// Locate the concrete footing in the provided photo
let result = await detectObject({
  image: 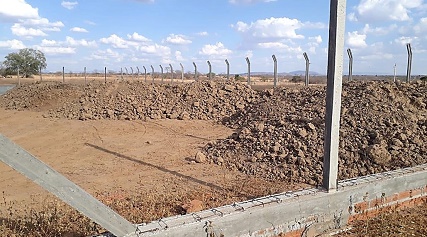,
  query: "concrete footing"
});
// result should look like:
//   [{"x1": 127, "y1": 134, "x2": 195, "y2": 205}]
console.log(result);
[{"x1": 127, "y1": 164, "x2": 427, "y2": 237}]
